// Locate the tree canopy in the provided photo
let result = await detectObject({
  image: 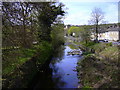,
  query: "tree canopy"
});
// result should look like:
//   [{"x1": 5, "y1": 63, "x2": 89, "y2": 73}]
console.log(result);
[
  {"x1": 68, "y1": 26, "x2": 84, "y2": 37},
  {"x1": 2, "y1": 2, "x2": 66, "y2": 48}
]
